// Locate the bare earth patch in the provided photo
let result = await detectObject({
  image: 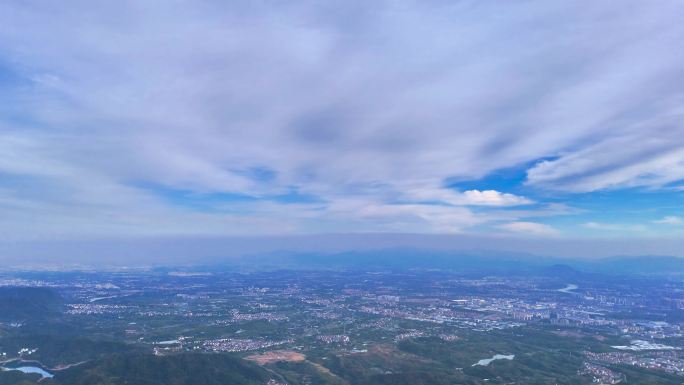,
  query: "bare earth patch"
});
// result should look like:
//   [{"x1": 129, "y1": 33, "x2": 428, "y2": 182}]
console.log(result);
[
  {"x1": 552, "y1": 330, "x2": 584, "y2": 338},
  {"x1": 245, "y1": 350, "x2": 306, "y2": 365}
]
